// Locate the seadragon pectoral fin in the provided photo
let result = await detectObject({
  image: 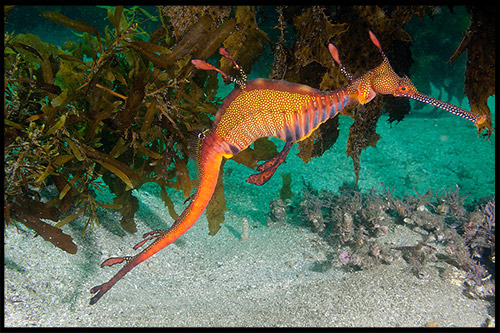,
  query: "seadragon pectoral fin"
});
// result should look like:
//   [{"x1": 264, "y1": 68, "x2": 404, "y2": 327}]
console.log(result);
[{"x1": 246, "y1": 141, "x2": 293, "y2": 186}]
